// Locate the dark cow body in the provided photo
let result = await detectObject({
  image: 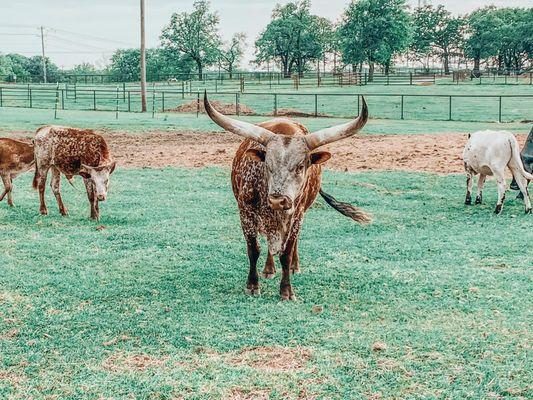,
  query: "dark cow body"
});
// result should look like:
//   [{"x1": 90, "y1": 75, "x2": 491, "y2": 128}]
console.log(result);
[
  {"x1": 205, "y1": 93, "x2": 370, "y2": 300},
  {"x1": 511, "y1": 126, "x2": 533, "y2": 197},
  {"x1": 0, "y1": 138, "x2": 35, "y2": 207},
  {"x1": 33, "y1": 126, "x2": 116, "y2": 219}
]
